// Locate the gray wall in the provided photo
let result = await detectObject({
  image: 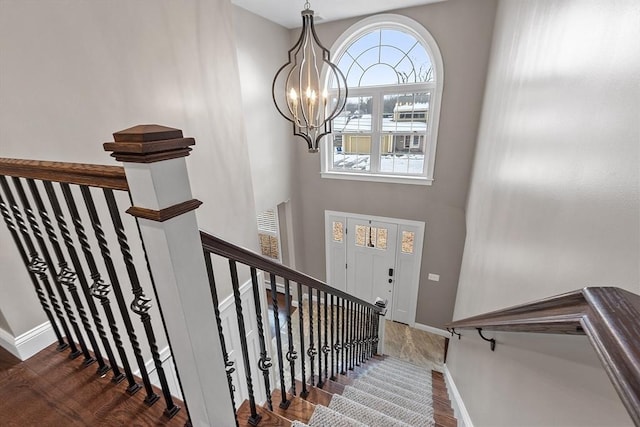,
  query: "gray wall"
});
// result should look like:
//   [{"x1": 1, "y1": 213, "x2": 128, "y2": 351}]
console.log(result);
[
  {"x1": 0, "y1": 0, "x2": 257, "y2": 336},
  {"x1": 233, "y1": 6, "x2": 294, "y2": 215},
  {"x1": 447, "y1": 0, "x2": 639, "y2": 425},
  {"x1": 290, "y1": 0, "x2": 497, "y2": 328}
]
